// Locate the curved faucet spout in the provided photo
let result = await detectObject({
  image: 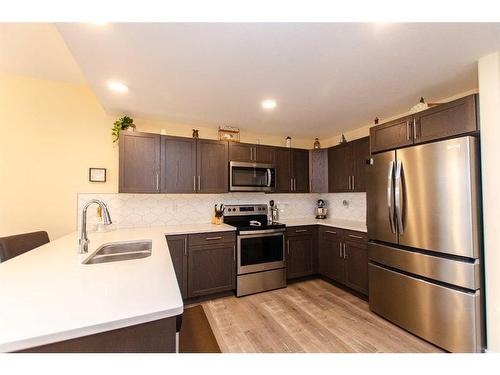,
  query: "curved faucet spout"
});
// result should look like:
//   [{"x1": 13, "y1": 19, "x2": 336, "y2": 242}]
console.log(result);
[{"x1": 79, "y1": 199, "x2": 112, "y2": 254}]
